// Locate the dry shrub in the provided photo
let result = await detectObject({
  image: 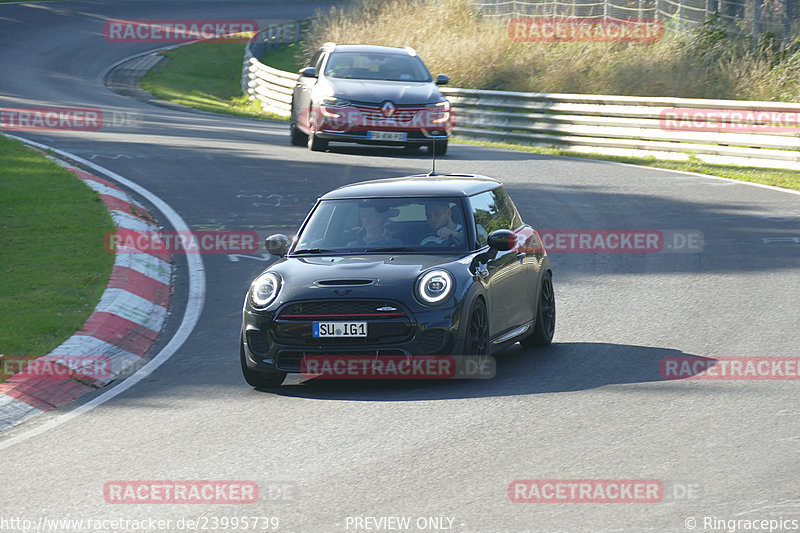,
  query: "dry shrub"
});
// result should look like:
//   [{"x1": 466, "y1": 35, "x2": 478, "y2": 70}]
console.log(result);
[
  {"x1": 305, "y1": 0, "x2": 512, "y2": 89},
  {"x1": 306, "y1": 0, "x2": 800, "y2": 100}
]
